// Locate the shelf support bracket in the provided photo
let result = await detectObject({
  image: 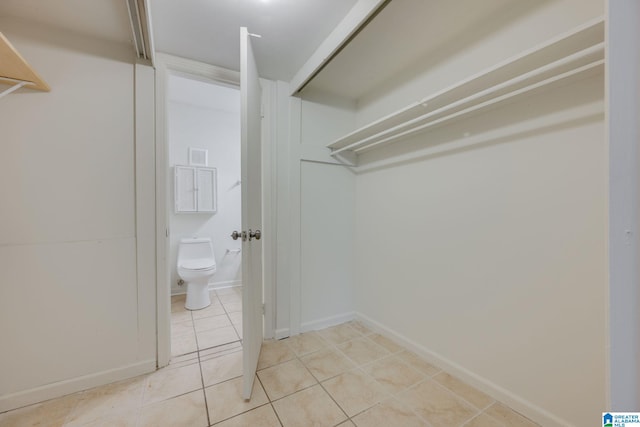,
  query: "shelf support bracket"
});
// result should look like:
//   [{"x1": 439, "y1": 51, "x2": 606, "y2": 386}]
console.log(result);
[
  {"x1": 0, "y1": 81, "x2": 29, "y2": 99},
  {"x1": 330, "y1": 149, "x2": 358, "y2": 167}
]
